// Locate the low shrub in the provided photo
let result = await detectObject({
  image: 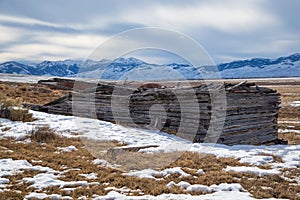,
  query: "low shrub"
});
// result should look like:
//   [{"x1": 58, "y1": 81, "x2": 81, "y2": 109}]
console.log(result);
[
  {"x1": 0, "y1": 96, "x2": 35, "y2": 122},
  {"x1": 30, "y1": 125, "x2": 60, "y2": 143}
]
